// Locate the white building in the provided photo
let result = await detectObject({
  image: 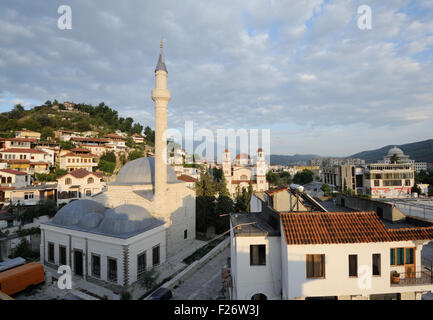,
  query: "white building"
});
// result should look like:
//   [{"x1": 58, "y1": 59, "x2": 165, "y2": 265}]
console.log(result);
[
  {"x1": 229, "y1": 208, "x2": 433, "y2": 300},
  {"x1": 57, "y1": 169, "x2": 106, "y2": 205},
  {"x1": 222, "y1": 148, "x2": 268, "y2": 195}
]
